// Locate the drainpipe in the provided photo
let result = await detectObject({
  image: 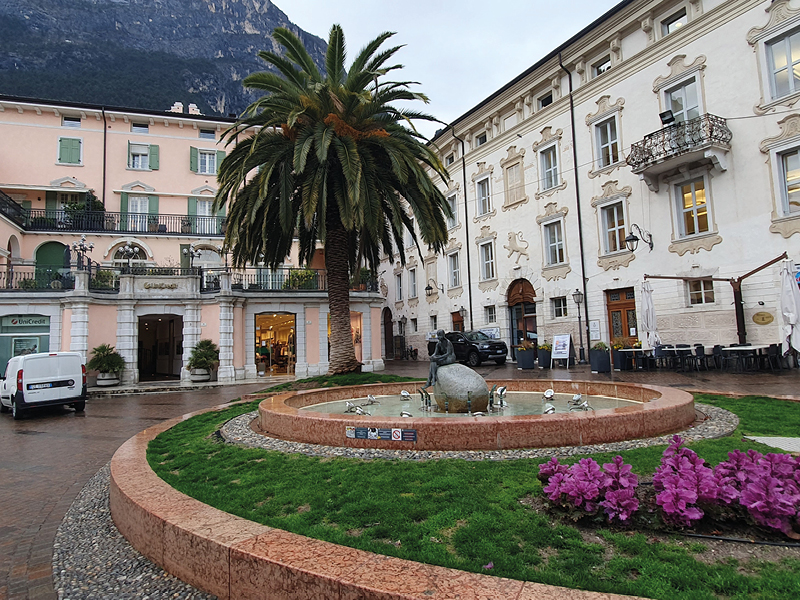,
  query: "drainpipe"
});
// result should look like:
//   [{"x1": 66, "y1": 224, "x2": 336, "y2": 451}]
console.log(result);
[
  {"x1": 450, "y1": 127, "x2": 474, "y2": 331},
  {"x1": 101, "y1": 107, "x2": 107, "y2": 206},
  {"x1": 558, "y1": 53, "x2": 590, "y2": 360}
]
